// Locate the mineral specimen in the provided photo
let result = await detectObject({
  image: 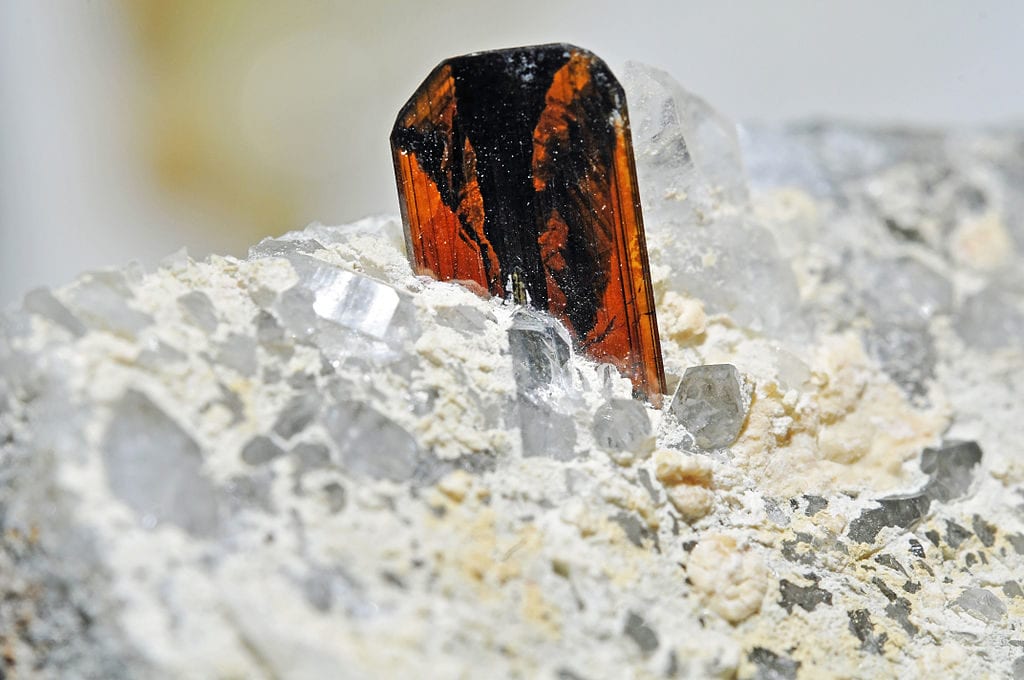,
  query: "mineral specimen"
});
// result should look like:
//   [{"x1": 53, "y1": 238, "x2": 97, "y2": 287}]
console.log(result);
[
  {"x1": 667, "y1": 364, "x2": 750, "y2": 450},
  {"x1": 2, "y1": 60, "x2": 1024, "y2": 680},
  {"x1": 391, "y1": 44, "x2": 665, "y2": 402}
]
